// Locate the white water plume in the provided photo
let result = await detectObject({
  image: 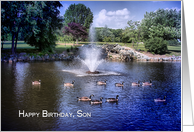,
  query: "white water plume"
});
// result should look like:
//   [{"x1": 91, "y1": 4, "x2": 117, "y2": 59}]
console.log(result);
[
  {"x1": 78, "y1": 45, "x2": 104, "y2": 72},
  {"x1": 89, "y1": 24, "x2": 96, "y2": 43},
  {"x1": 77, "y1": 24, "x2": 104, "y2": 72}
]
